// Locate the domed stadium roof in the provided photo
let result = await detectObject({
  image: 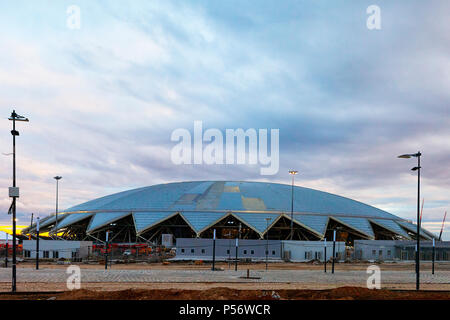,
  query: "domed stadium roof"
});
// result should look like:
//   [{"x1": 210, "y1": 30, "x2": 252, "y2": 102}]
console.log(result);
[{"x1": 25, "y1": 181, "x2": 436, "y2": 240}]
